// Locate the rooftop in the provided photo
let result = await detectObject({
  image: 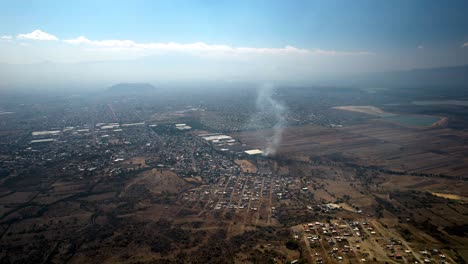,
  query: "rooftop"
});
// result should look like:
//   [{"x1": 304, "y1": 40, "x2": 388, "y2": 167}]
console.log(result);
[{"x1": 244, "y1": 149, "x2": 263, "y2": 155}]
